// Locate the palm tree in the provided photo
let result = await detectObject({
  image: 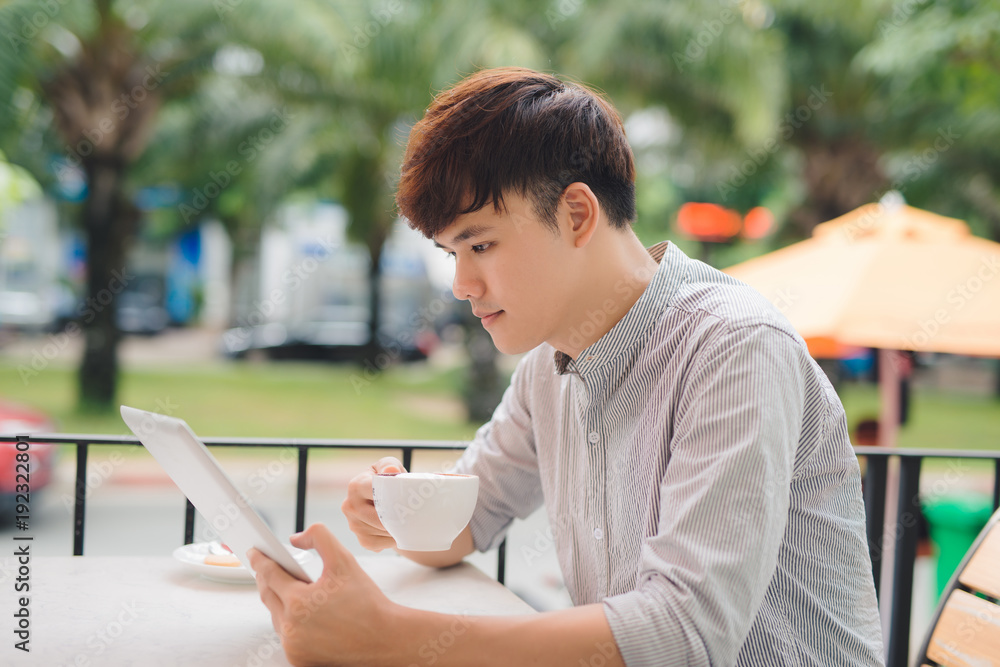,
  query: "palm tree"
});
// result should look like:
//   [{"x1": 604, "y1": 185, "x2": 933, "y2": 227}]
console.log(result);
[{"x1": 0, "y1": 0, "x2": 221, "y2": 410}]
